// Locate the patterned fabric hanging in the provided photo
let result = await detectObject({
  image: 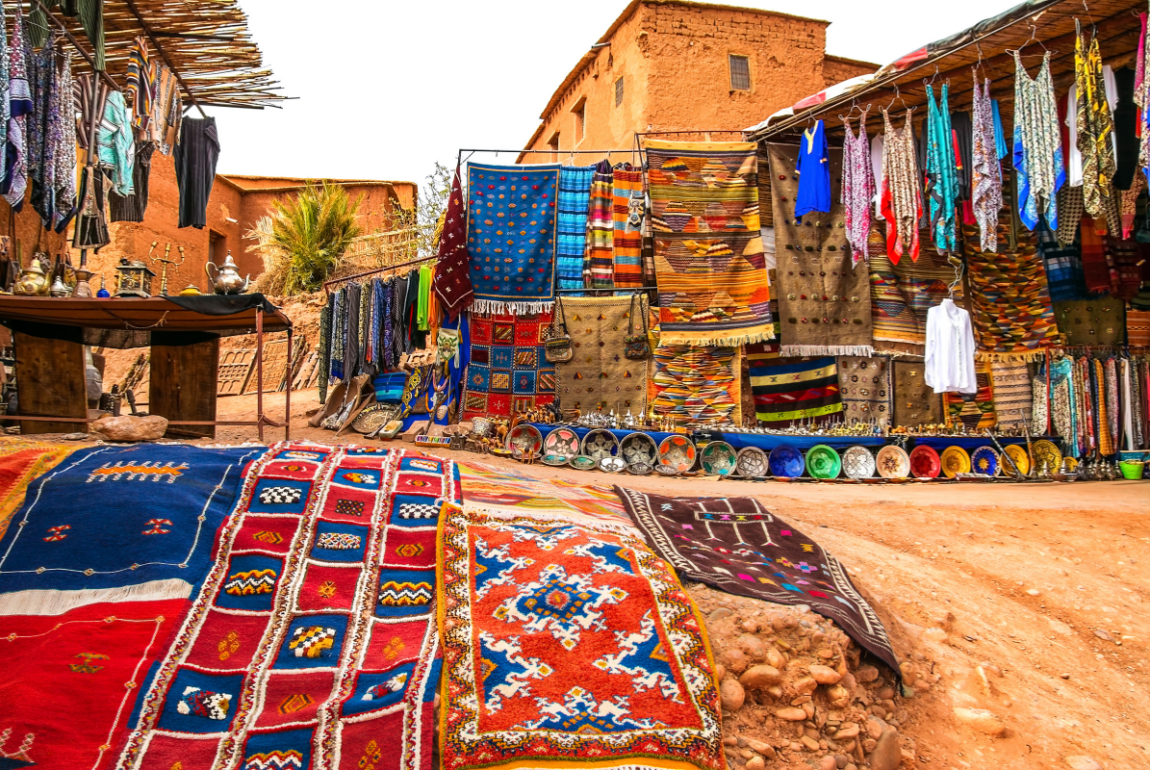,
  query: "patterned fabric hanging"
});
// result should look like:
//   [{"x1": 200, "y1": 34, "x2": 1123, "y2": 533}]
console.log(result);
[
  {"x1": 433, "y1": 166, "x2": 475, "y2": 321},
  {"x1": 971, "y1": 77, "x2": 1002, "y2": 252},
  {"x1": 842, "y1": 114, "x2": 875, "y2": 265},
  {"x1": 611, "y1": 165, "x2": 644, "y2": 288},
  {"x1": 1074, "y1": 22, "x2": 1121, "y2": 234},
  {"x1": 583, "y1": 160, "x2": 615, "y2": 289},
  {"x1": 1012, "y1": 50, "x2": 1065, "y2": 231},
  {"x1": 925, "y1": 83, "x2": 958, "y2": 253},
  {"x1": 879, "y1": 108, "x2": 922, "y2": 263}
]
